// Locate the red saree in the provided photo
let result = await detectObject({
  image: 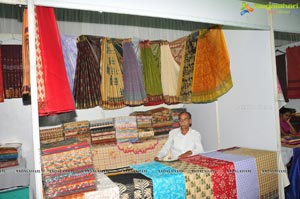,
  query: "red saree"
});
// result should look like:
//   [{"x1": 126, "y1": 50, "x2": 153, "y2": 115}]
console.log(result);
[
  {"x1": 0, "y1": 47, "x2": 3, "y2": 102},
  {"x1": 35, "y1": 6, "x2": 75, "y2": 116}
]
